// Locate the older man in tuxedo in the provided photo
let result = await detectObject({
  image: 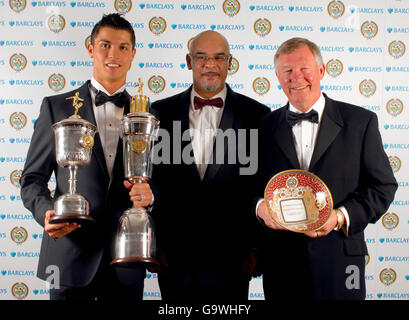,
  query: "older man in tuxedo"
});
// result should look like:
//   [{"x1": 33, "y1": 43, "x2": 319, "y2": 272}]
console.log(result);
[
  {"x1": 136, "y1": 30, "x2": 270, "y2": 300},
  {"x1": 20, "y1": 13, "x2": 148, "y2": 300},
  {"x1": 255, "y1": 37, "x2": 397, "y2": 300}
]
